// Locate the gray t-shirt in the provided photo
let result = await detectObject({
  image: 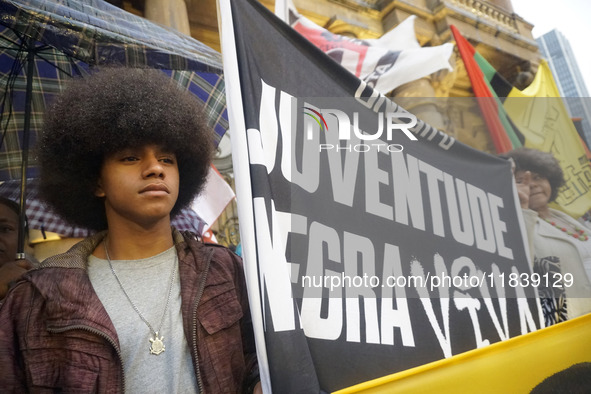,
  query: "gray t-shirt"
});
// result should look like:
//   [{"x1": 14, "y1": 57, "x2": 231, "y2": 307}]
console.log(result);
[{"x1": 88, "y1": 247, "x2": 198, "y2": 393}]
